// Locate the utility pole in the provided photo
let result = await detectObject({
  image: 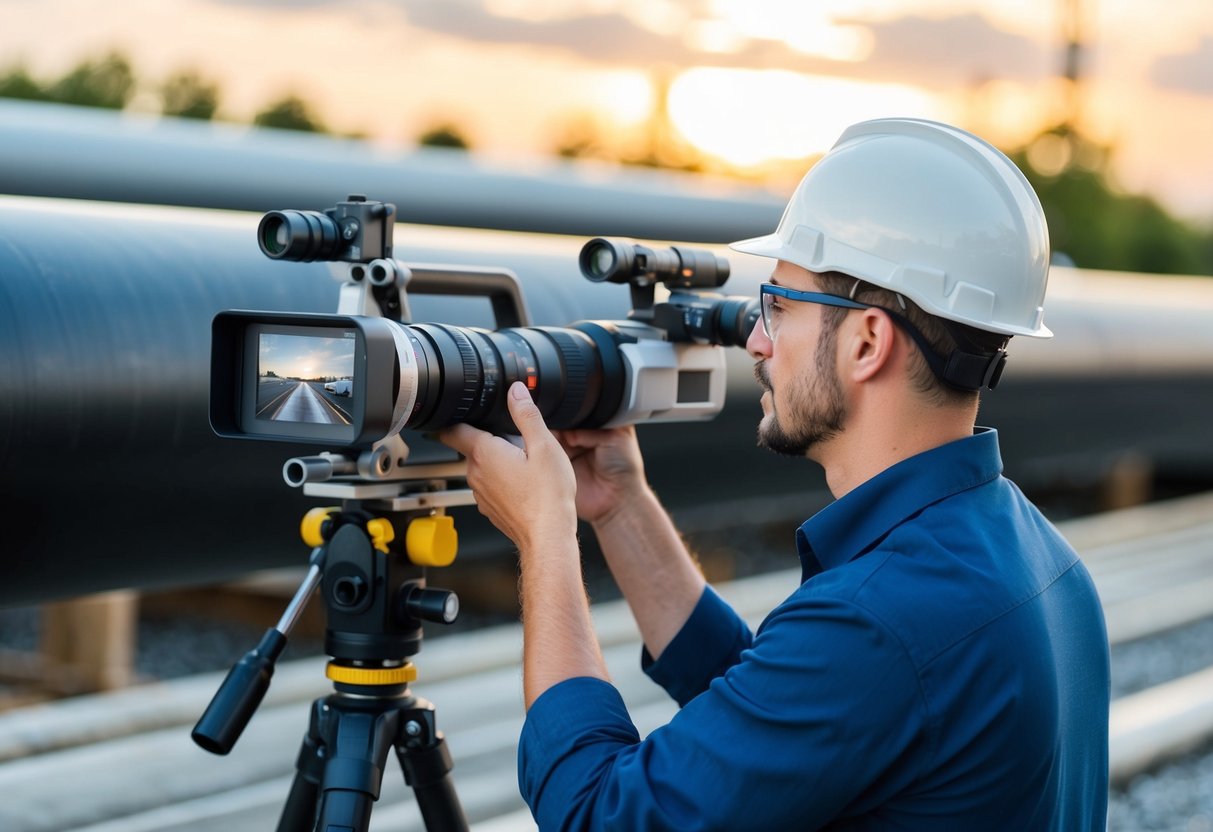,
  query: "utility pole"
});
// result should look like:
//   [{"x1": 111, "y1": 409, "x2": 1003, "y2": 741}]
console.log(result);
[{"x1": 1060, "y1": 0, "x2": 1087, "y2": 132}]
